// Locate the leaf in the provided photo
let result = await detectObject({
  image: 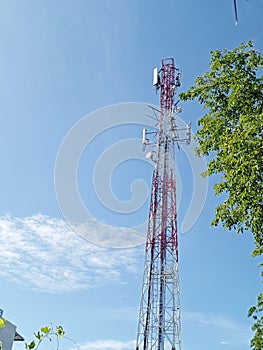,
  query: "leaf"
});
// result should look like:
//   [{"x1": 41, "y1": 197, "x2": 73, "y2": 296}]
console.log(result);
[
  {"x1": 248, "y1": 306, "x2": 257, "y2": 317},
  {"x1": 40, "y1": 327, "x2": 50, "y2": 334},
  {"x1": 27, "y1": 341, "x2": 36, "y2": 350},
  {"x1": 0, "y1": 318, "x2": 6, "y2": 328},
  {"x1": 34, "y1": 331, "x2": 42, "y2": 340},
  {"x1": 56, "y1": 325, "x2": 65, "y2": 339}
]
